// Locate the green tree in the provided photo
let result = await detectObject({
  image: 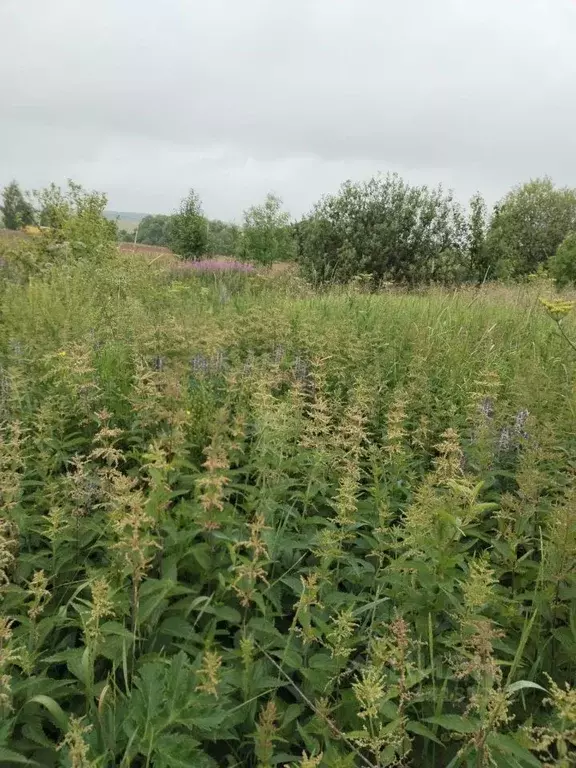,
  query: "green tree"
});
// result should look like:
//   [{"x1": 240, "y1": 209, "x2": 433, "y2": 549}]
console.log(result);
[
  {"x1": 34, "y1": 180, "x2": 117, "y2": 261},
  {"x1": 485, "y1": 178, "x2": 576, "y2": 278},
  {"x1": 0, "y1": 180, "x2": 35, "y2": 229},
  {"x1": 117, "y1": 227, "x2": 134, "y2": 242},
  {"x1": 467, "y1": 192, "x2": 489, "y2": 281},
  {"x1": 170, "y1": 189, "x2": 207, "y2": 259},
  {"x1": 547, "y1": 231, "x2": 576, "y2": 288},
  {"x1": 207, "y1": 219, "x2": 239, "y2": 256},
  {"x1": 137, "y1": 214, "x2": 173, "y2": 247},
  {"x1": 238, "y1": 193, "x2": 295, "y2": 265},
  {"x1": 298, "y1": 173, "x2": 467, "y2": 285}
]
